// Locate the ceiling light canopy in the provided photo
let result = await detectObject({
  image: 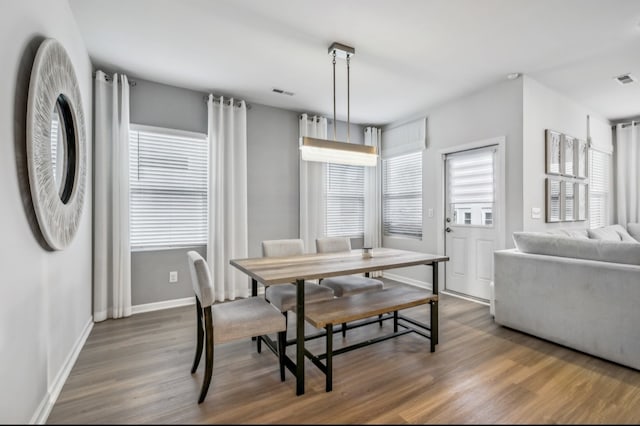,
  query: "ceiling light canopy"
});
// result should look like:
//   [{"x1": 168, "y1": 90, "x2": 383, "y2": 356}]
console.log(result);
[{"x1": 299, "y1": 42, "x2": 378, "y2": 167}]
